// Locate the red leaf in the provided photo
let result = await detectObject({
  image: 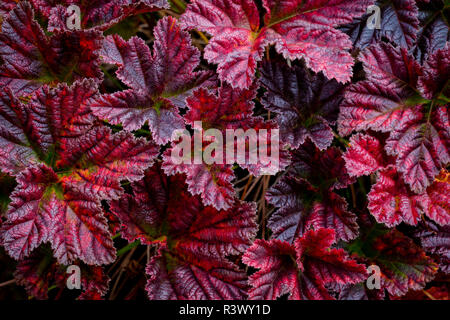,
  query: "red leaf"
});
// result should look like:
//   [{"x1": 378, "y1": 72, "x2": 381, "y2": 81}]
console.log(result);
[
  {"x1": 341, "y1": 0, "x2": 420, "y2": 50},
  {"x1": 0, "y1": 81, "x2": 158, "y2": 265},
  {"x1": 418, "y1": 44, "x2": 450, "y2": 100},
  {"x1": 267, "y1": 142, "x2": 358, "y2": 242},
  {"x1": 14, "y1": 249, "x2": 66, "y2": 300},
  {"x1": 0, "y1": 88, "x2": 38, "y2": 175},
  {"x1": 162, "y1": 146, "x2": 236, "y2": 211},
  {"x1": 339, "y1": 42, "x2": 449, "y2": 194},
  {"x1": 369, "y1": 166, "x2": 450, "y2": 227},
  {"x1": 351, "y1": 227, "x2": 438, "y2": 296},
  {"x1": 385, "y1": 105, "x2": 449, "y2": 193},
  {"x1": 0, "y1": 2, "x2": 103, "y2": 96},
  {"x1": 89, "y1": 17, "x2": 215, "y2": 144},
  {"x1": 343, "y1": 133, "x2": 392, "y2": 177},
  {"x1": 338, "y1": 43, "x2": 421, "y2": 136},
  {"x1": 162, "y1": 84, "x2": 287, "y2": 209},
  {"x1": 45, "y1": 0, "x2": 169, "y2": 31},
  {"x1": 414, "y1": 220, "x2": 450, "y2": 274},
  {"x1": 290, "y1": 141, "x2": 355, "y2": 190},
  {"x1": 14, "y1": 249, "x2": 110, "y2": 300},
  {"x1": 109, "y1": 164, "x2": 258, "y2": 299},
  {"x1": 243, "y1": 229, "x2": 367, "y2": 300},
  {"x1": 181, "y1": 0, "x2": 373, "y2": 88},
  {"x1": 0, "y1": 0, "x2": 17, "y2": 16}
]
